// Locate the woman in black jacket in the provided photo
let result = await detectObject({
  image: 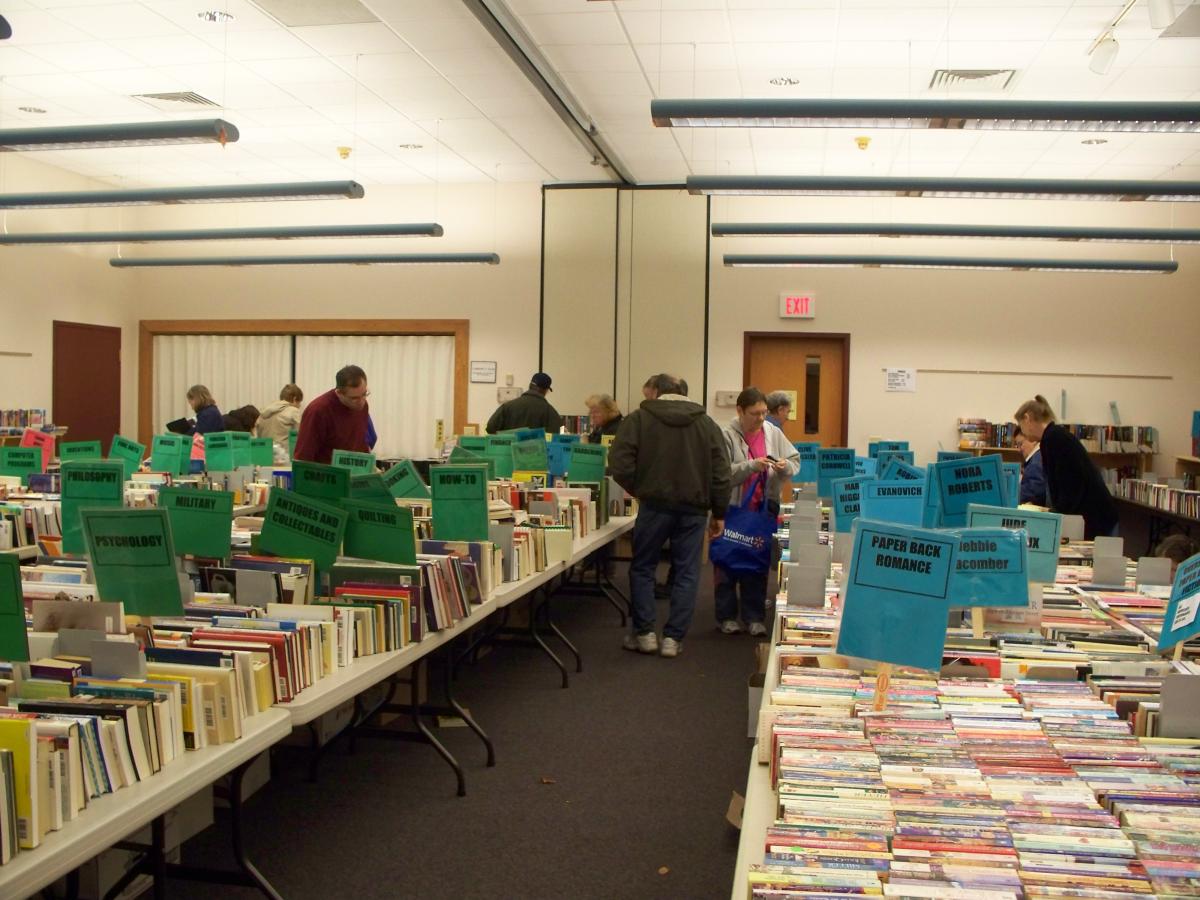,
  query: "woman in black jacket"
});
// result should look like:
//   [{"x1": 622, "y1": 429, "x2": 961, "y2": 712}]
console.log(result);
[
  {"x1": 1014, "y1": 395, "x2": 1118, "y2": 539},
  {"x1": 585, "y1": 393, "x2": 623, "y2": 443}
]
